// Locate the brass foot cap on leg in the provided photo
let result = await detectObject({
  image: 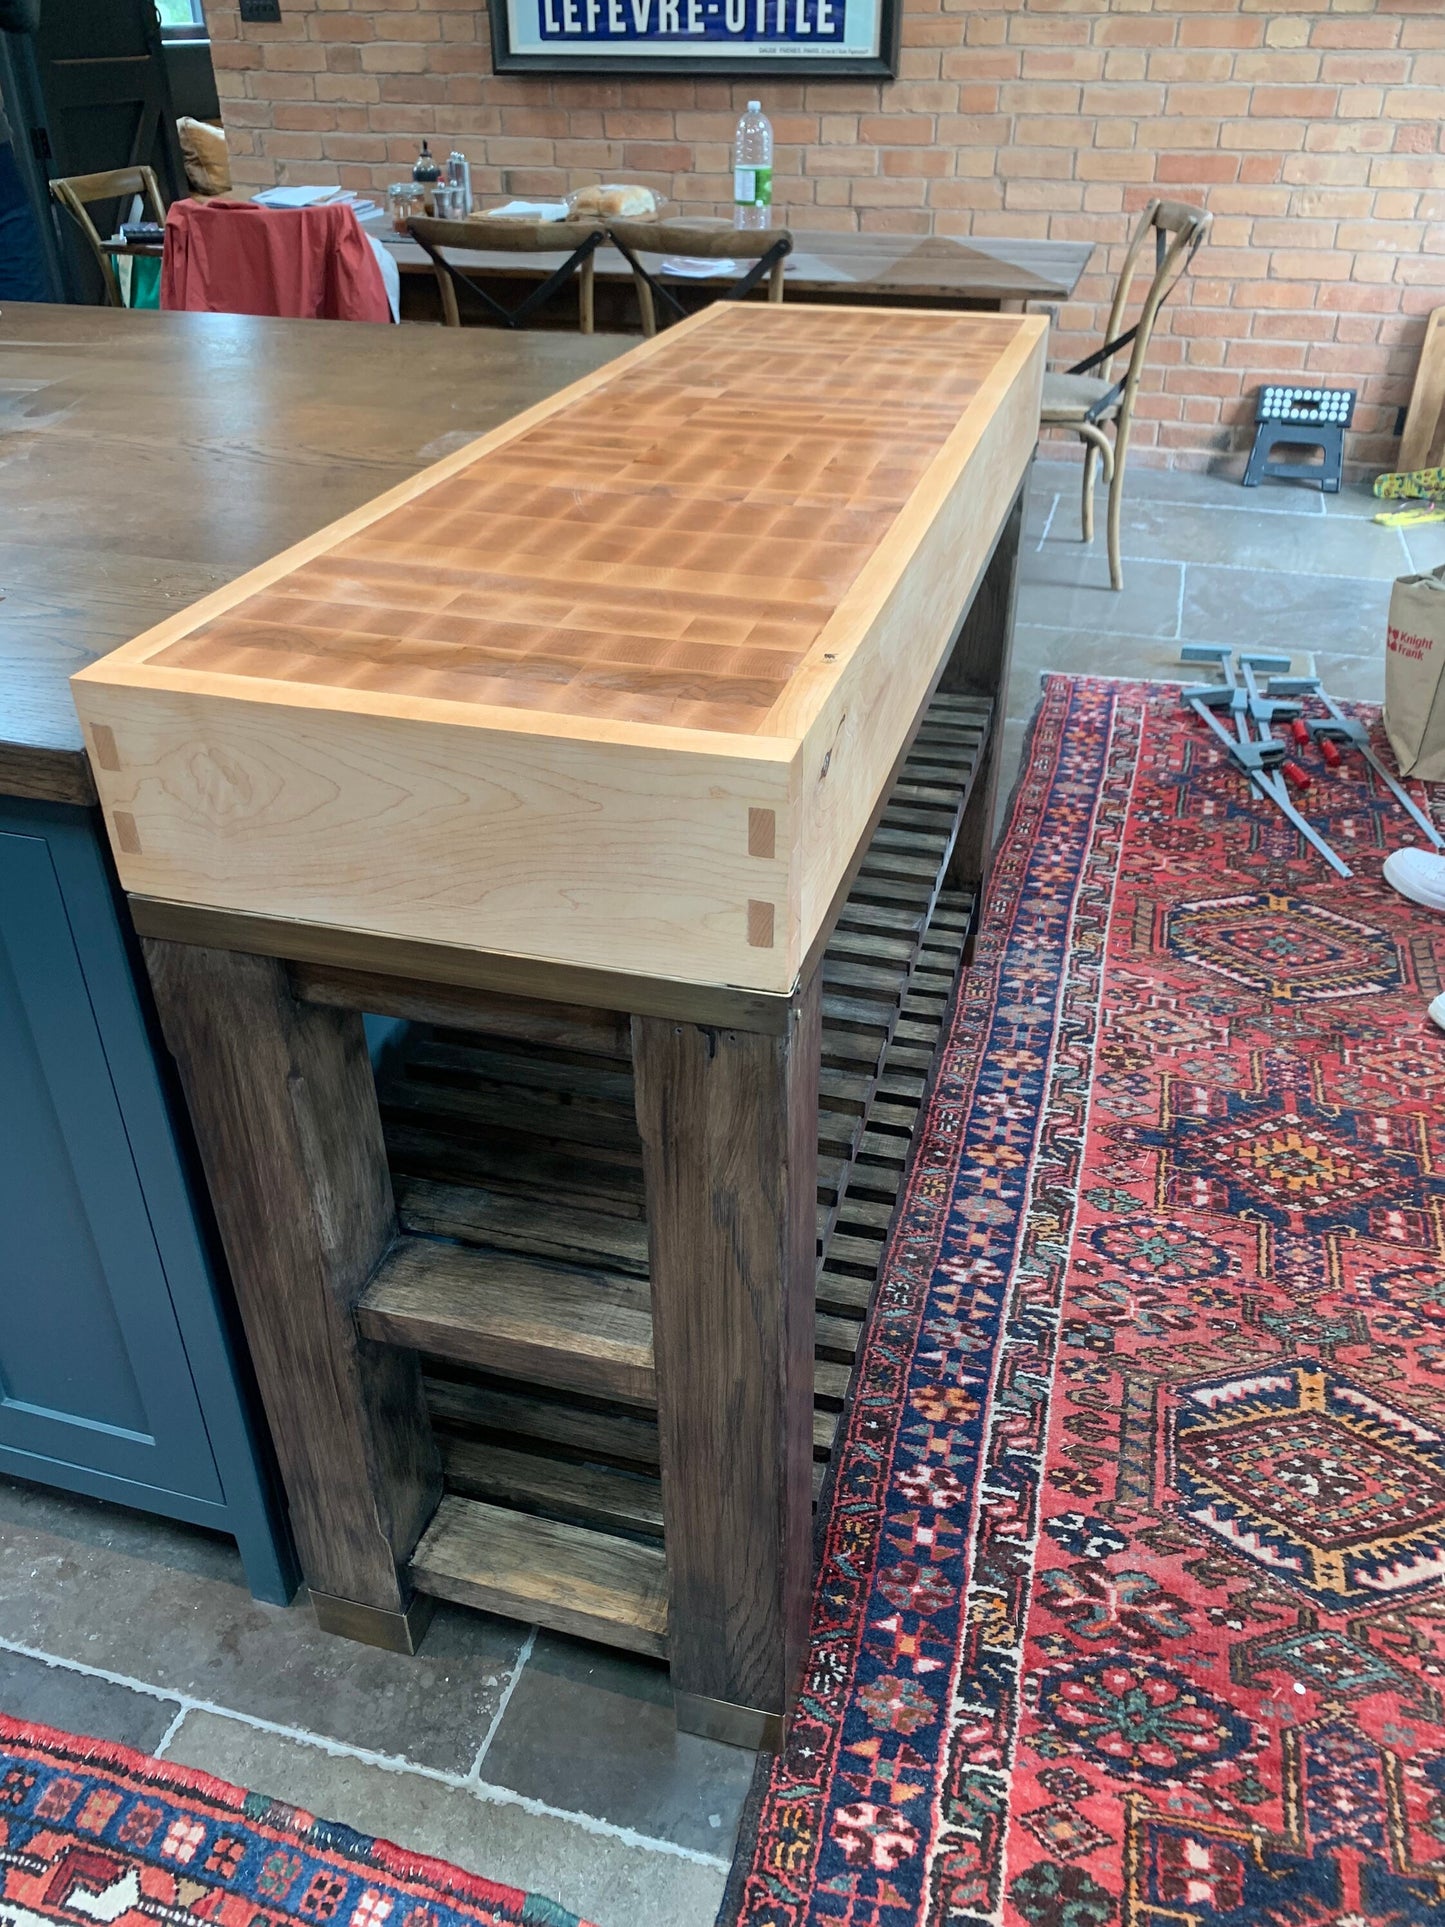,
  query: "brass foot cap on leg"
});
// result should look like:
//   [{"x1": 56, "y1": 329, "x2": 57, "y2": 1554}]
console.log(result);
[
  {"x1": 673, "y1": 1690, "x2": 785, "y2": 1753},
  {"x1": 309, "y1": 1588, "x2": 436, "y2": 1655}
]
